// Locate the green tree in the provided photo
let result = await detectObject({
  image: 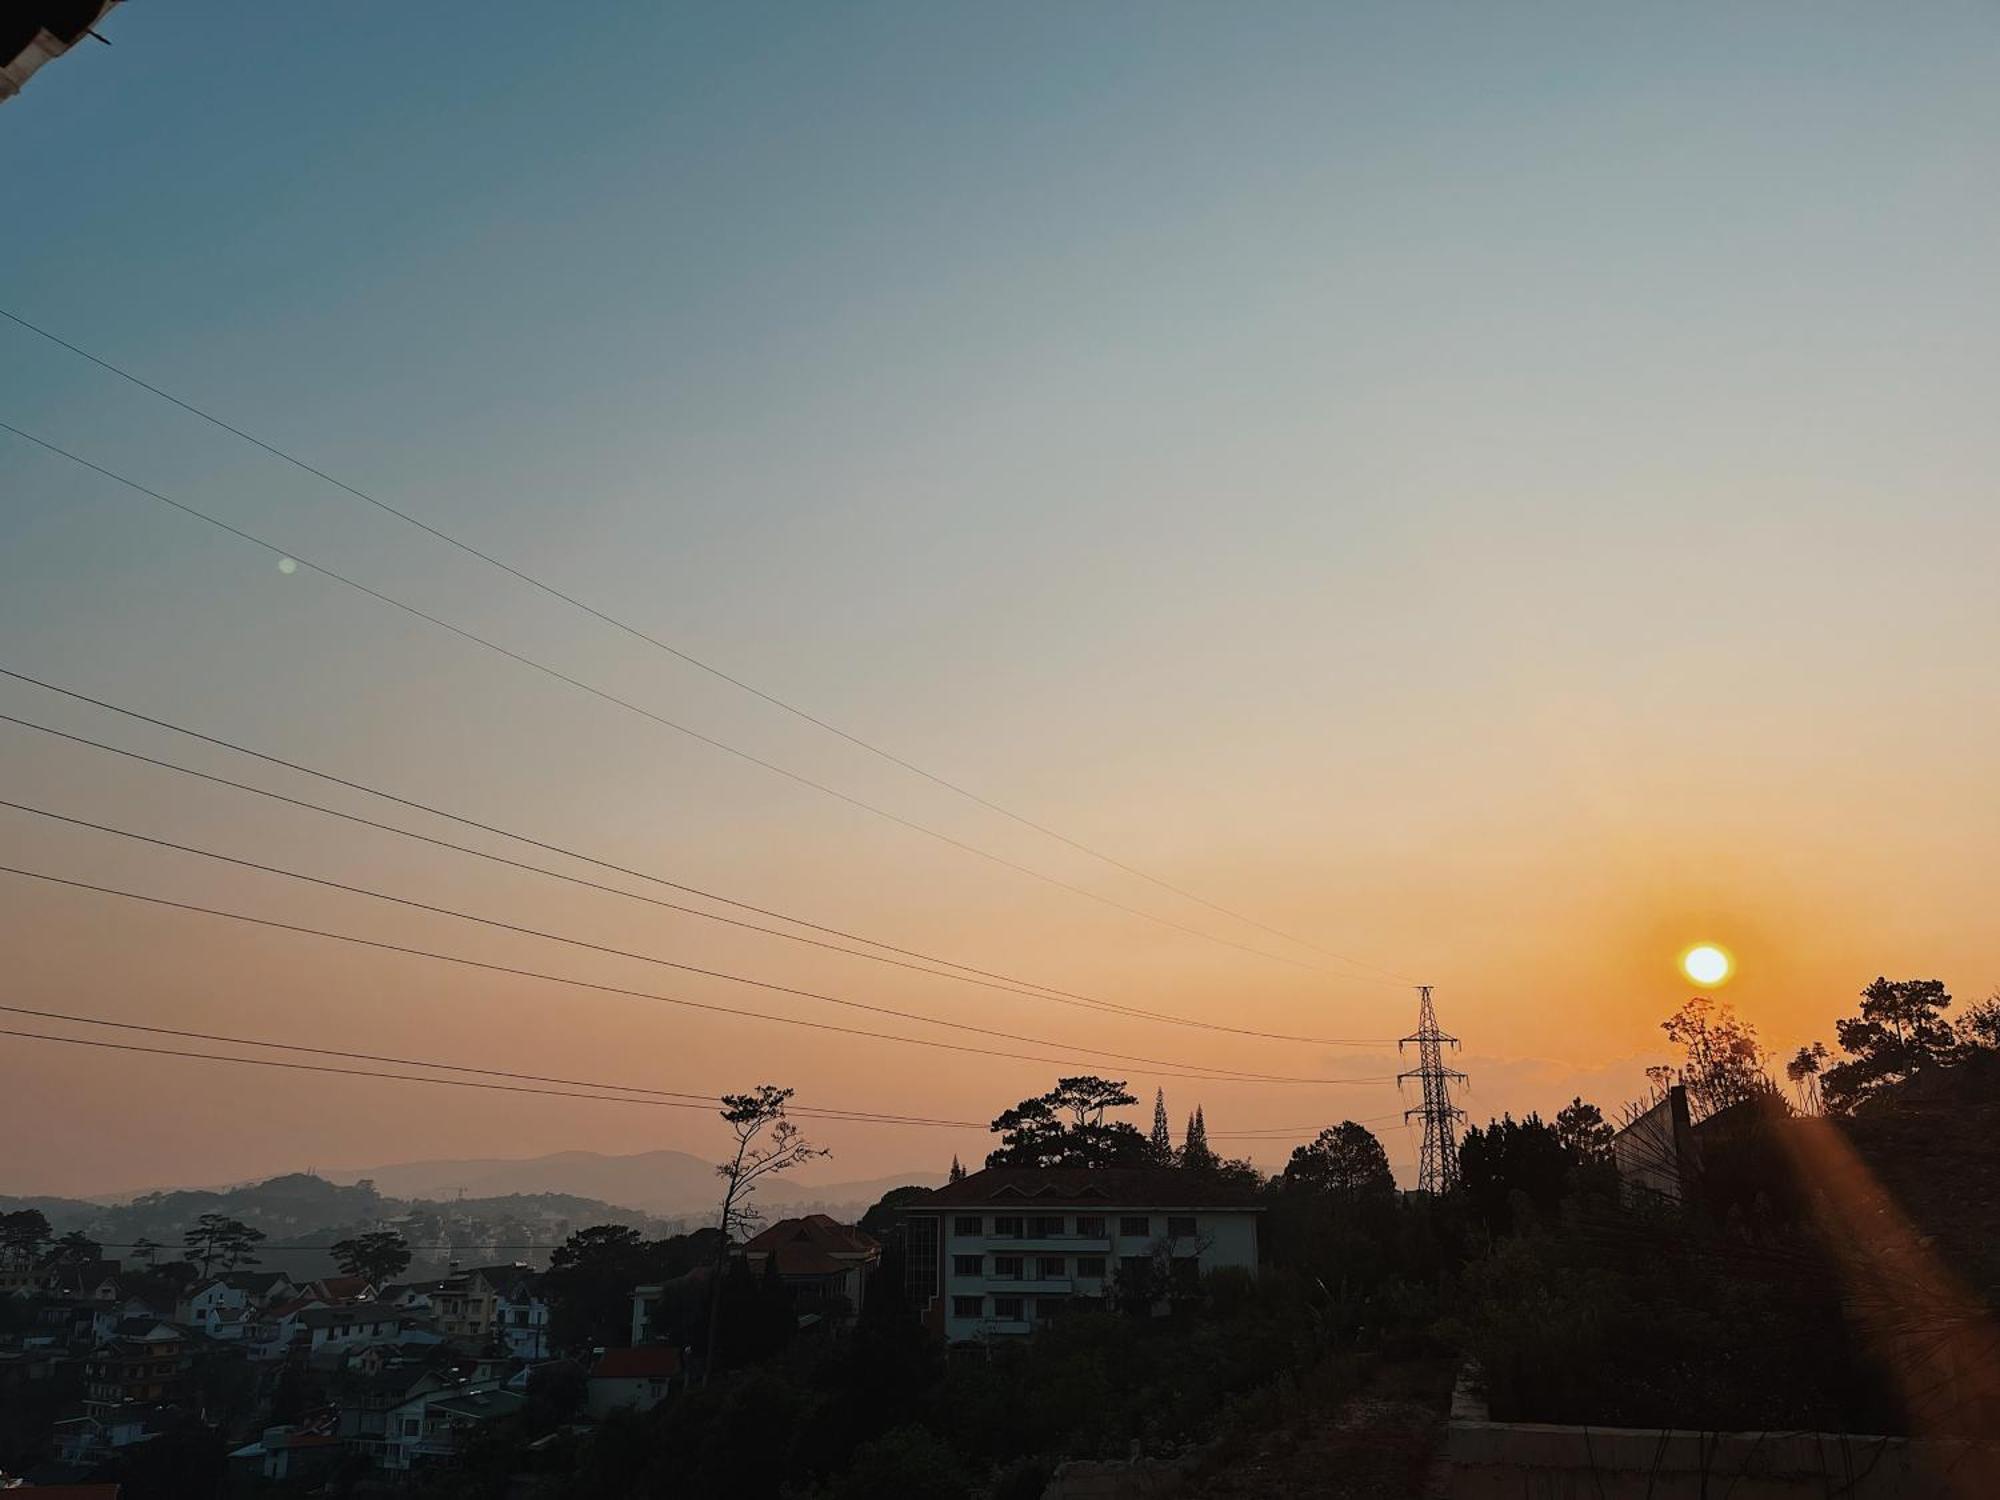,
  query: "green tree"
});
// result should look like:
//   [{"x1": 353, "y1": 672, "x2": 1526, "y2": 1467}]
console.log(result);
[
  {"x1": 1822, "y1": 977, "x2": 1956, "y2": 1112},
  {"x1": 1149, "y1": 1088, "x2": 1173, "y2": 1165},
  {"x1": 1552, "y1": 1097, "x2": 1614, "y2": 1164},
  {"x1": 1281, "y1": 1121, "x2": 1394, "y2": 1201},
  {"x1": 986, "y1": 1076, "x2": 1149, "y2": 1169},
  {"x1": 329, "y1": 1230, "x2": 411, "y2": 1284}
]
